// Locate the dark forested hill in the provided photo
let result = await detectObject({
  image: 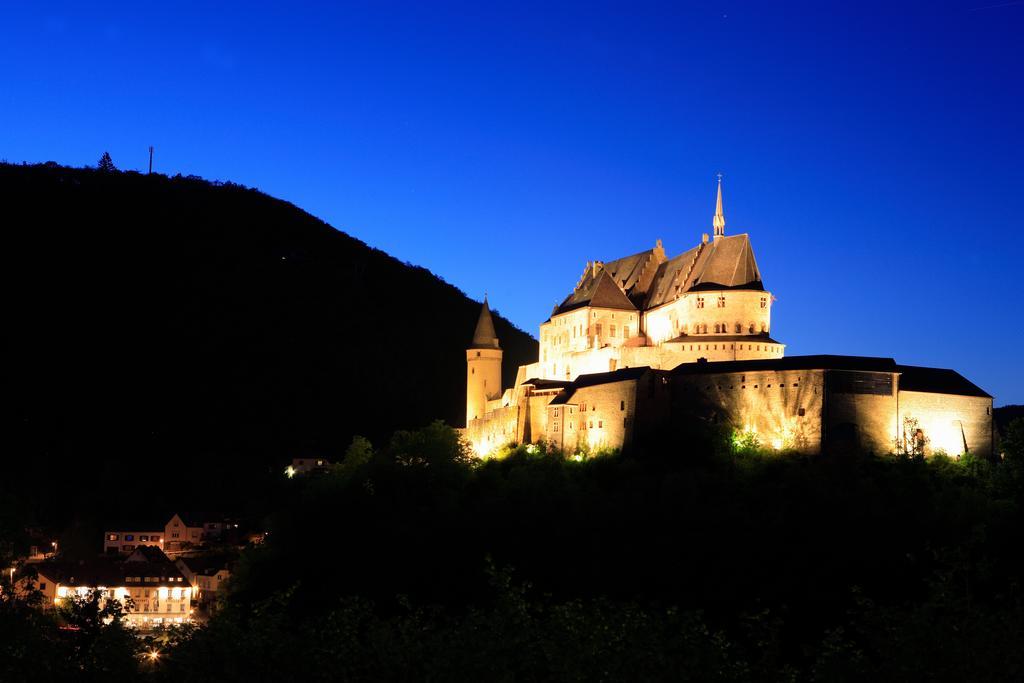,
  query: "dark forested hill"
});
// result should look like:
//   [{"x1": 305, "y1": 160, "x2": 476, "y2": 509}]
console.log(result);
[{"x1": 0, "y1": 162, "x2": 536, "y2": 523}]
